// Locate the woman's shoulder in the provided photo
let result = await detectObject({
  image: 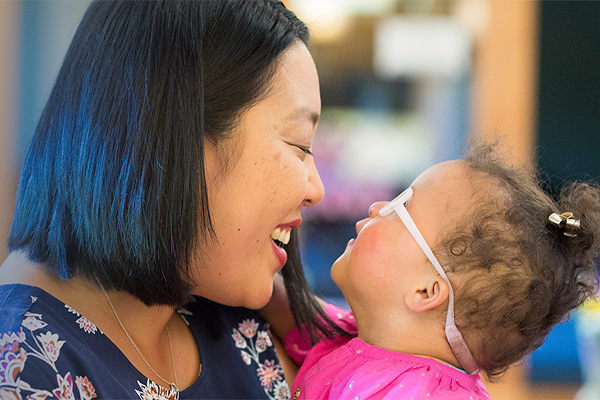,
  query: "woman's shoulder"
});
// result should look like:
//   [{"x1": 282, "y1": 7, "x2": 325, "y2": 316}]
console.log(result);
[
  {"x1": 0, "y1": 283, "x2": 101, "y2": 333},
  {"x1": 0, "y1": 283, "x2": 38, "y2": 326},
  {"x1": 0, "y1": 283, "x2": 111, "y2": 399}
]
